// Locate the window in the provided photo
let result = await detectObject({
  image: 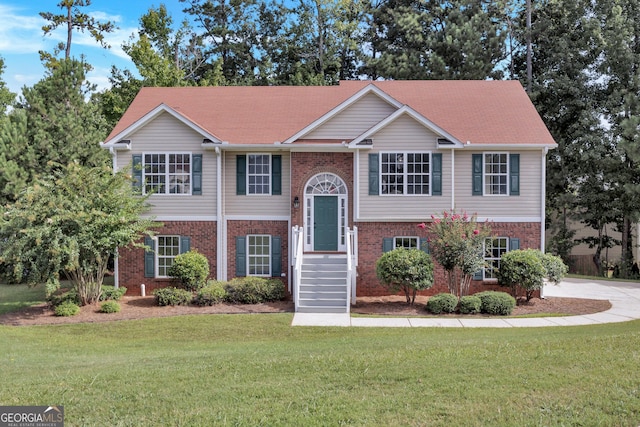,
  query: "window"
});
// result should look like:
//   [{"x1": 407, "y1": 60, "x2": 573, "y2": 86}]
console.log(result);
[
  {"x1": 484, "y1": 153, "x2": 508, "y2": 195},
  {"x1": 143, "y1": 153, "x2": 191, "y2": 195},
  {"x1": 248, "y1": 235, "x2": 271, "y2": 276},
  {"x1": 248, "y1": 154, "x2": 271, "y2": 194},
  {"x1": 381, "y1": 152, "x2": 430, "y2": 195},
  {"x1": 394, "y1": 236, "x2": 418, "y2": 249},
  {"x1": 157, "y1": 236, "x2": 181, "y2": 277},
  {"x1": 484, "y1": 237, "x2": 508, "y2": 280}
]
